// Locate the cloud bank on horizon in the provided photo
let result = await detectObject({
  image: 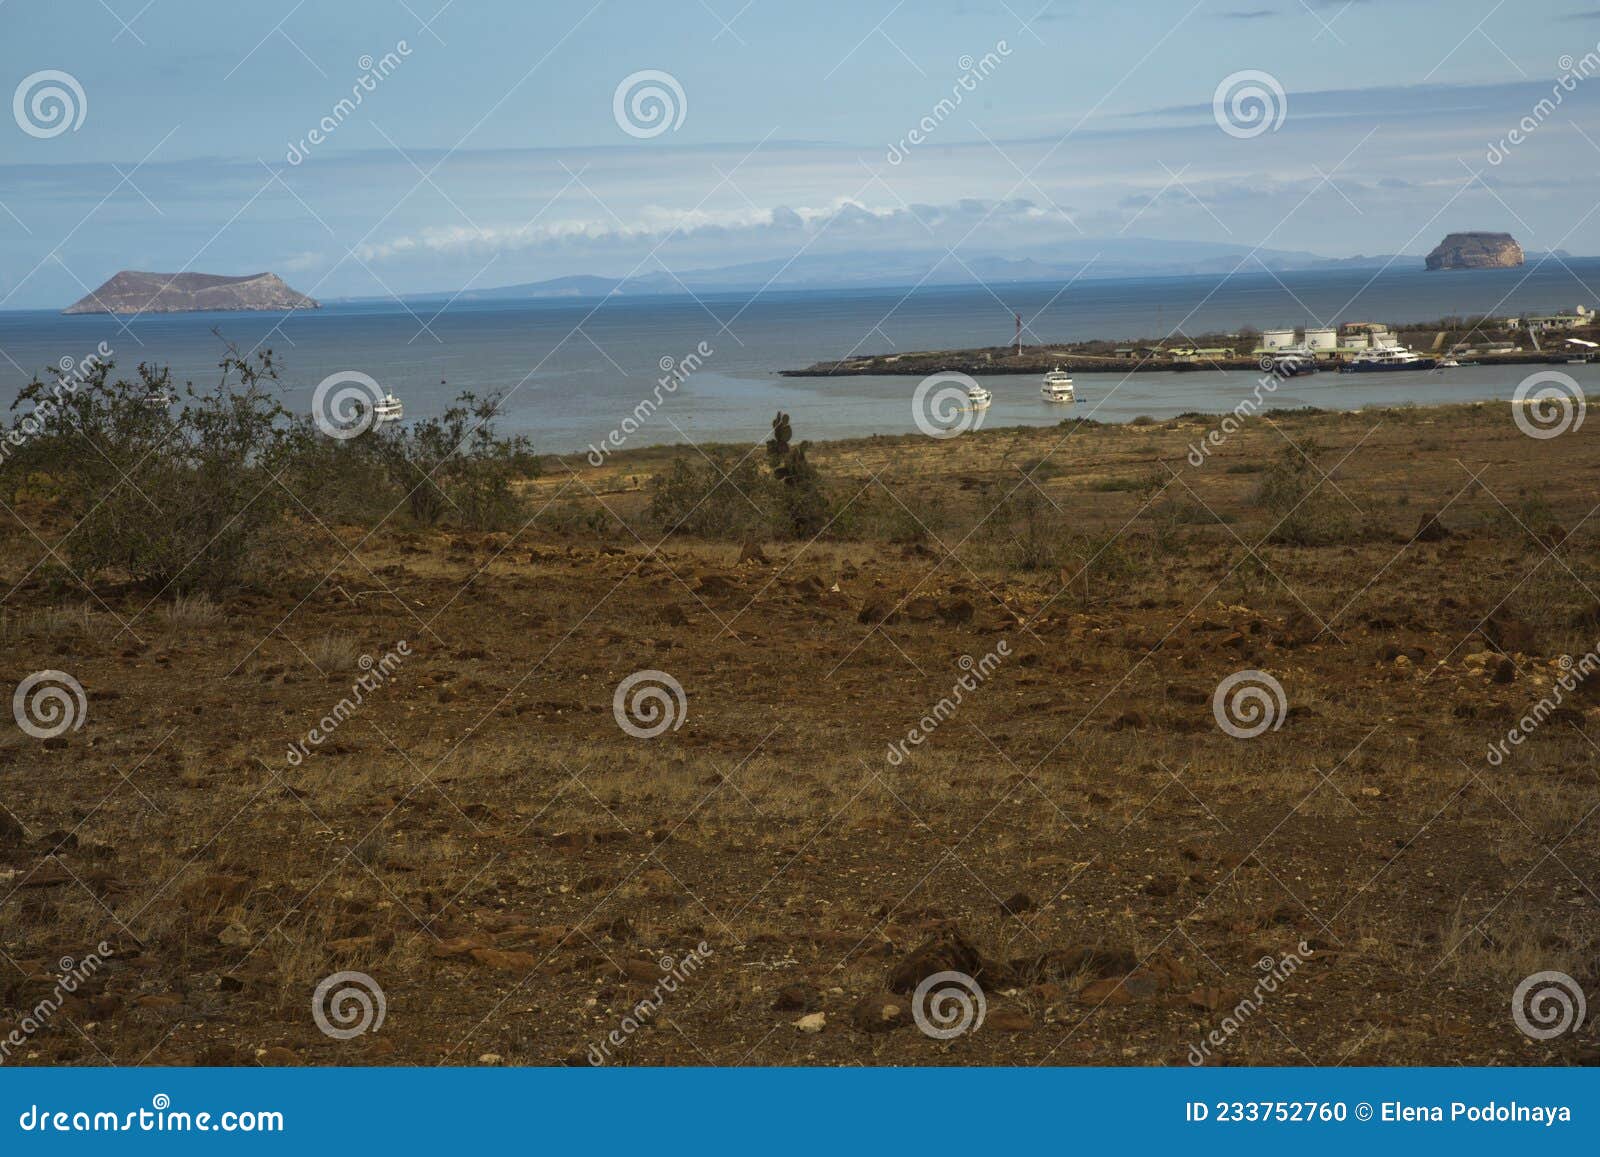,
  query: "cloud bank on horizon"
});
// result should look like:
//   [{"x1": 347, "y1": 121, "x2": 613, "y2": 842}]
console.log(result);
[{"x1": 2, "y1": 0, "x2": 1599, "y2": 308}]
